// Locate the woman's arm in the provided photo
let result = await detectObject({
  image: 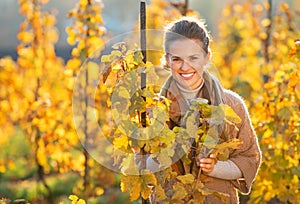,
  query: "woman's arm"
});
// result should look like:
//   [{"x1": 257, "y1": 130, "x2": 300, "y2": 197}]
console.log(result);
[
  {"x1": 197, "y1": 154, "x2": 242, "y2": 180},
  {"x1": 223, "y1": 90, "x2": 262, "y2": 193}
]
